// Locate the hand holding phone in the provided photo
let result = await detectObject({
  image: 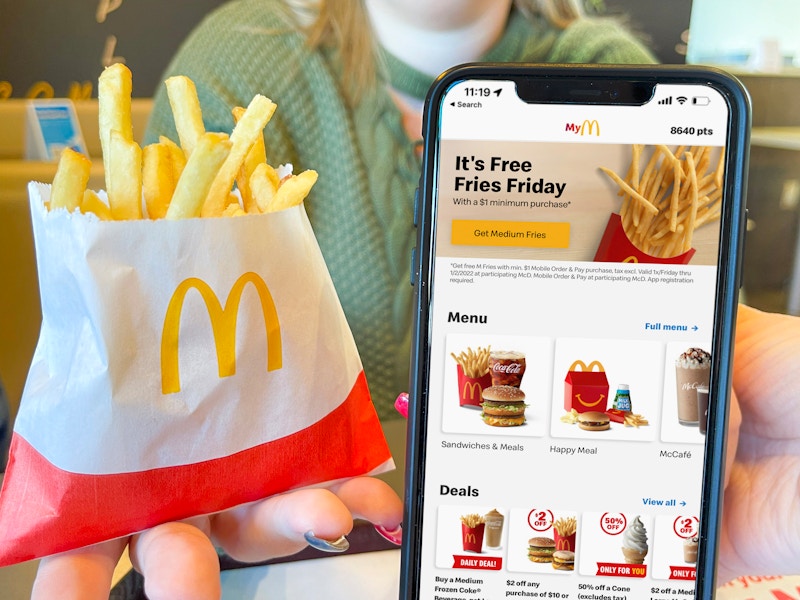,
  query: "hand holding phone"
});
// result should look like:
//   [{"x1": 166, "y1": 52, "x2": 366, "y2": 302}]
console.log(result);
[{"x1": 401, "y1": 64, "x2": 750, "y2": 599}]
